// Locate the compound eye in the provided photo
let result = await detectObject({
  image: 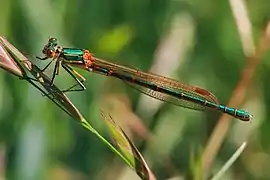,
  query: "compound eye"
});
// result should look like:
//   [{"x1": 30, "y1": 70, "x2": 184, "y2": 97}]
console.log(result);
[
  {"x1": 49, "y1": 37, "x2": 56, "y2": 41},
  {"x1": 49, "y1": 37, "x2": 57, "y2": 45}
]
